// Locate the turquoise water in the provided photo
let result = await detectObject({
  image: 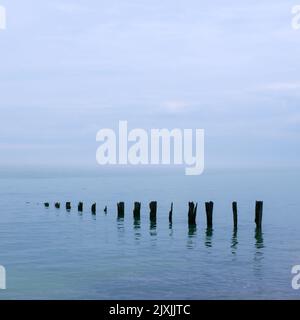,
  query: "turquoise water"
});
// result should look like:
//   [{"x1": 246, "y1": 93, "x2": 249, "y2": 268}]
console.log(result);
[{"x1": 0, "y1": 168, "x2": 300, "y2": 299}]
